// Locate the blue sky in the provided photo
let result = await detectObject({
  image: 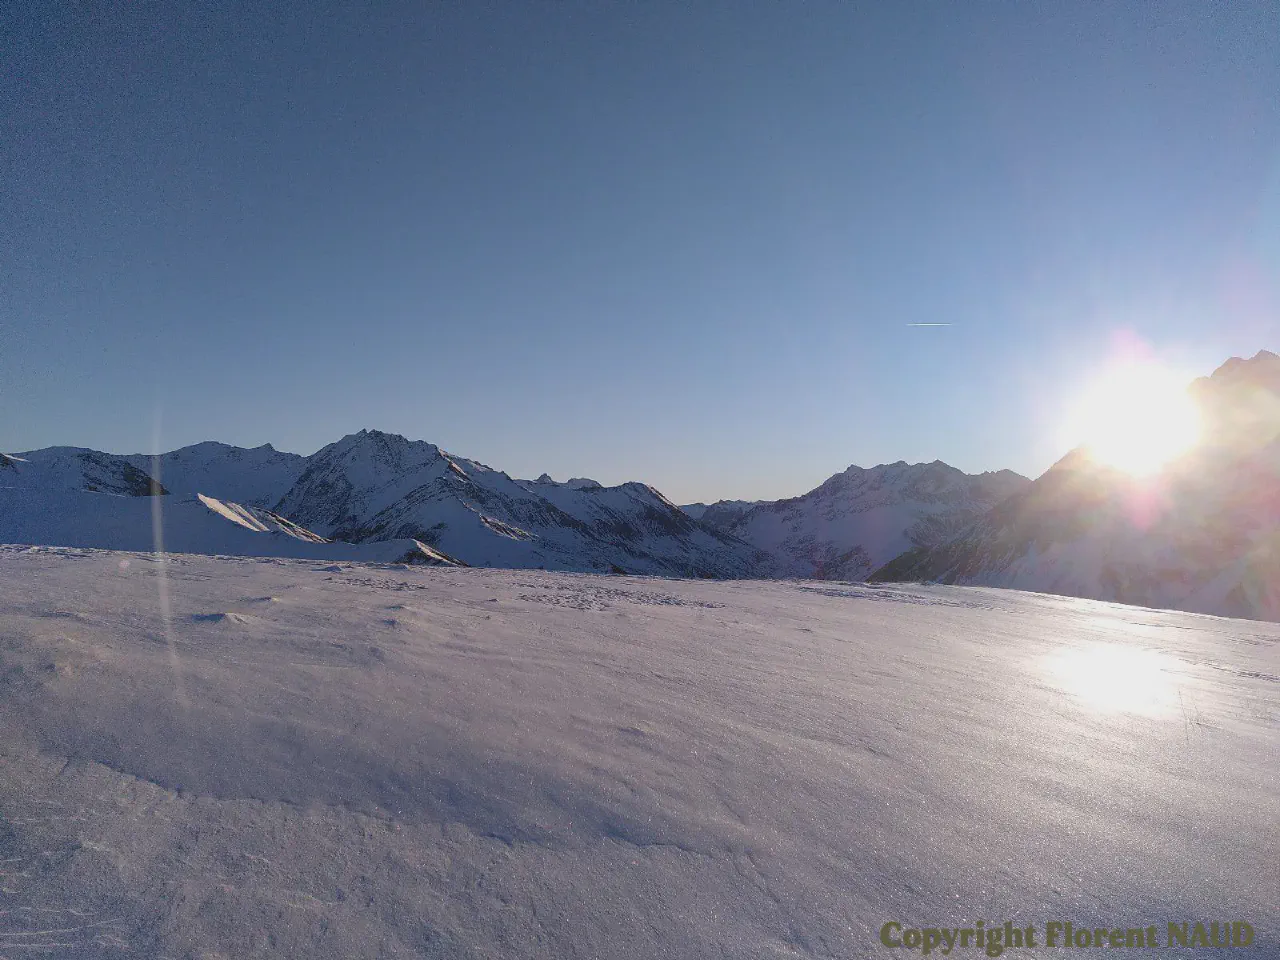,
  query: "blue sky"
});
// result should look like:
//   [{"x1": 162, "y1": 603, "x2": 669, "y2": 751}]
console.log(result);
[{"x1": 4, "y1": 1, "x2": 1278, "y2": 503}]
